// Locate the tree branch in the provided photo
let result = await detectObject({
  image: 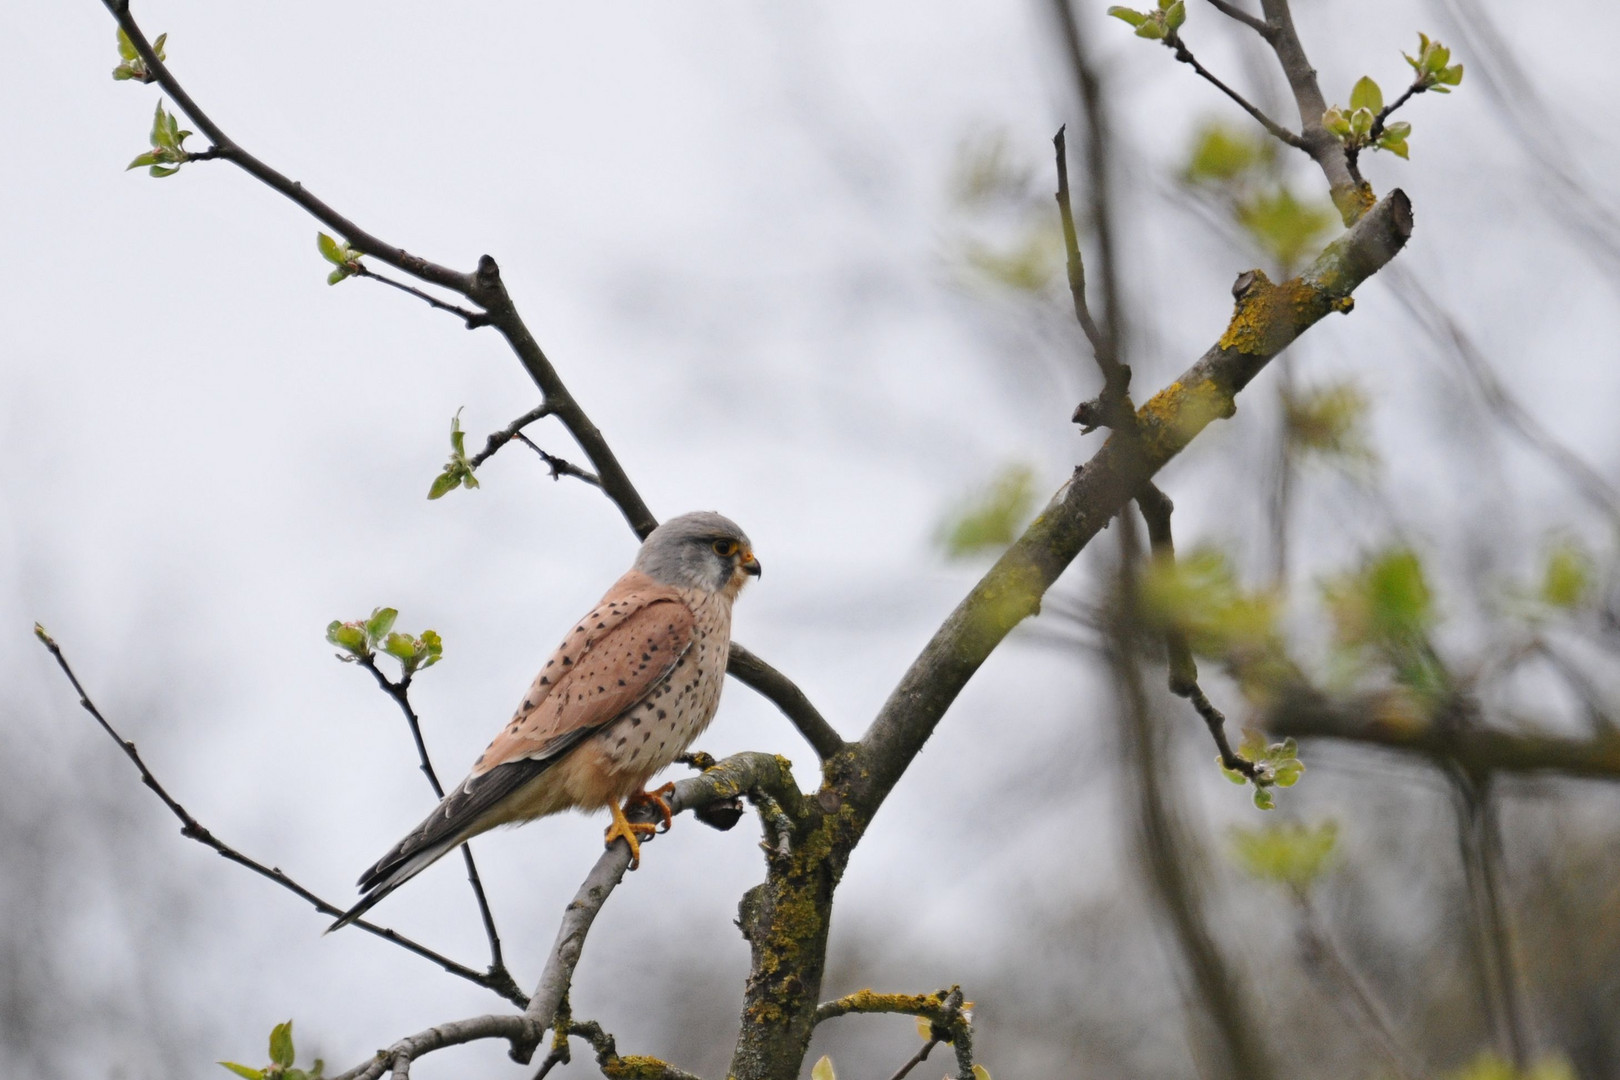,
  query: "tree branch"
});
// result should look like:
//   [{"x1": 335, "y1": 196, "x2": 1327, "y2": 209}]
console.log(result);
[
  {"x1": 351, "y1": 264, "x2": 488, "y2": 327},
  {"x1": 513, "y1": 433, "x2": 604, "y2": 488},
  {"x1": 1202, "y1": 0, "x2": 1273, "y2": 37},
  {"x1": 100, "y1": 0, "x2": 832, "y2": 767},
  {"x1": 1165, "y1": 33, "x2": 1307, "y2": 150},
  {"x1": 1264, "y1": 685, "x2": 1620, "y2": 780},
  {"x1": 354, "y1": 654, "x2": 514, "y2": 997},
  {"x1": 324, "y1": 751, "x2": 802, "y2": 1080},
  {"x1": 468, "y1": 404, "x2": 555, "y2": 469},
  {"x1": 1254, "y1": 0, "x2": 1369, "y2": 222},
  {"x1": 849, "y1": 189, "x2": 1412, "y2": 818},
  {"x1": 726, "y1": 642, "x2": 845, "y2": 760},
  {"x1": 812, "y1": 987, "x2": 977, "y2": 1080},
  {"x1": 32, "y1": 625, "x2": 525, "y2": 1007},
  {"x1": 1107, "y1": 513, "x2": 1278, "y2": 1080}
]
